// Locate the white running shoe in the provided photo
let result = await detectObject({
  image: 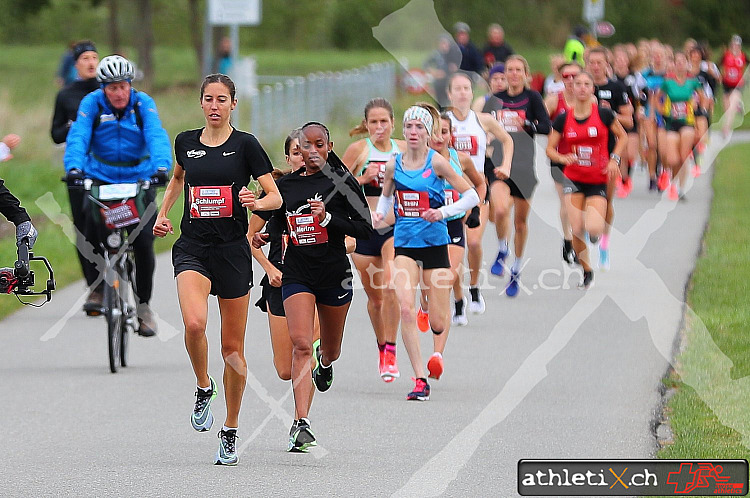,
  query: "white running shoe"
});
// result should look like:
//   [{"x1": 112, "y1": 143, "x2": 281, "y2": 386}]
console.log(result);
[
  {"x1": 468, "y1": 293, "x2": 485, "y2": 314},
  {"x1": 452, "y1": 298, "x2": 468, "y2": 326}
]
